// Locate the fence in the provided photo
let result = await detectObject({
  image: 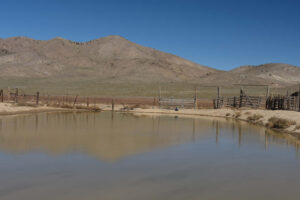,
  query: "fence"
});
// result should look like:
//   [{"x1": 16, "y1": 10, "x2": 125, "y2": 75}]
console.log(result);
[
  {"x1": 266, "y1": 96, "x2": 300, "y2": 111},
  {"x1": 159, "y1": 98, "x2": 196, "y2": 109},
  {"x1": 213, "y1": 89, "x2": 300, "y2": 112},
  {"x1": 213, "y1": 89, "x2": 265, "y2": 109}
]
